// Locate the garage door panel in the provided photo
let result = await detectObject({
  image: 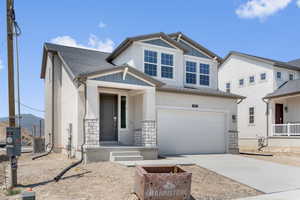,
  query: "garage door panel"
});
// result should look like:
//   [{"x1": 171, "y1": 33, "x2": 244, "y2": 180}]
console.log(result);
[{"x1": 157, "y1": 109, "x2": 226, "y2": 155}]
